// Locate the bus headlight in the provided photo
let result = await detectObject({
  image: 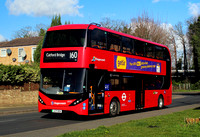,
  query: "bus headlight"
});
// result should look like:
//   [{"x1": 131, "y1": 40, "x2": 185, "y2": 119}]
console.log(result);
[
  {"x1": 70, "y1": 98, "x2": 83, "y2": 106},
  {"x1": 38, "y1": 96, "x2": 46, "y2": 105}
]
